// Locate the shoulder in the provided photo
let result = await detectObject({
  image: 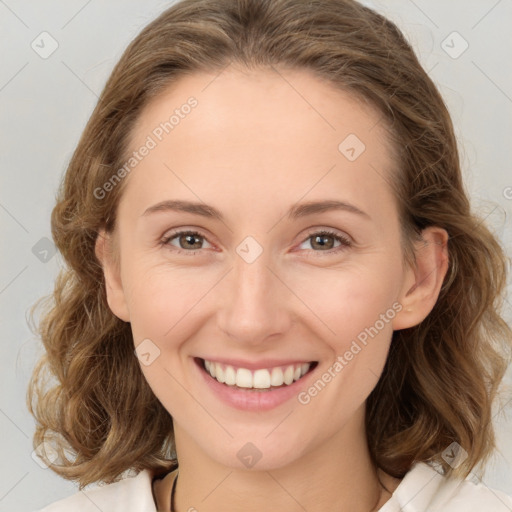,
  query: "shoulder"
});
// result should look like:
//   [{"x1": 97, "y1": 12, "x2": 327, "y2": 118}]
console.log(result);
[
  {"x1": 33, "y1": 469, "x2": 157, "y2": 512},
  {"x1": 381, "y1": 461, "x2": 512, "y2": 512}
]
